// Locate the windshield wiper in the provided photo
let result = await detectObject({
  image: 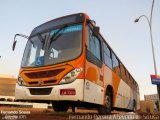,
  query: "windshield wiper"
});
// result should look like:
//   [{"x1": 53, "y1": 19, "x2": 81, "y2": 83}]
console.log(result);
[
  {"x1": 48, "y1": 24, "x2": 68, "y2": 49},
  {"x1": 37, "y1": 33, "x2": 45, "y2": 49}
]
